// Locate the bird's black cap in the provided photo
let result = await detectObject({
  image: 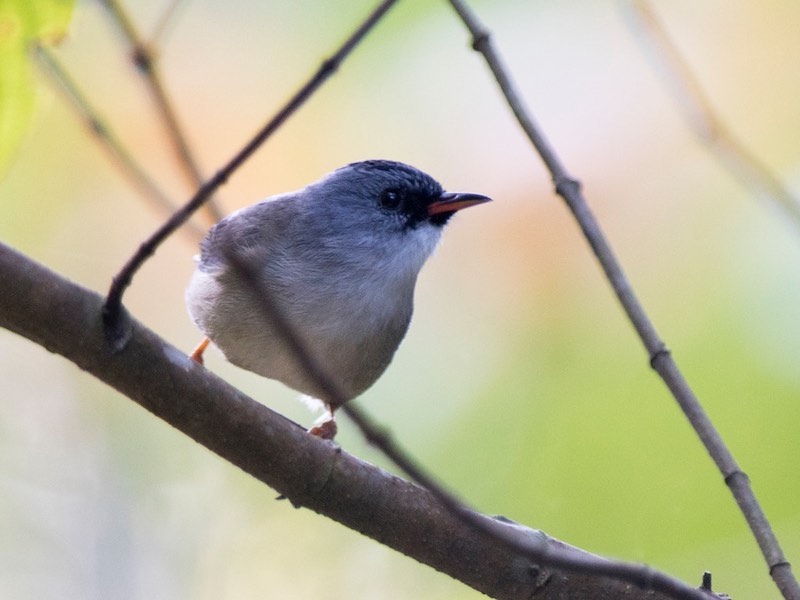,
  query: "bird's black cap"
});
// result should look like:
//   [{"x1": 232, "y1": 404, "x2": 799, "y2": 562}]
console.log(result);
[{"x1": 343, "y1": 160, "x2": 490, "y2": 227}]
